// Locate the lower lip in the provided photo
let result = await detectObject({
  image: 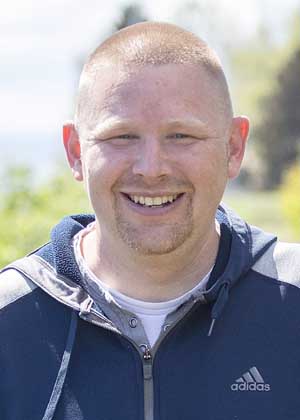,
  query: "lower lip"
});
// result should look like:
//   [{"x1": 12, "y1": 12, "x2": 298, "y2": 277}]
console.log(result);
[{"x1": 119, "y1": 193, "x2": 185, "y2": 216}]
